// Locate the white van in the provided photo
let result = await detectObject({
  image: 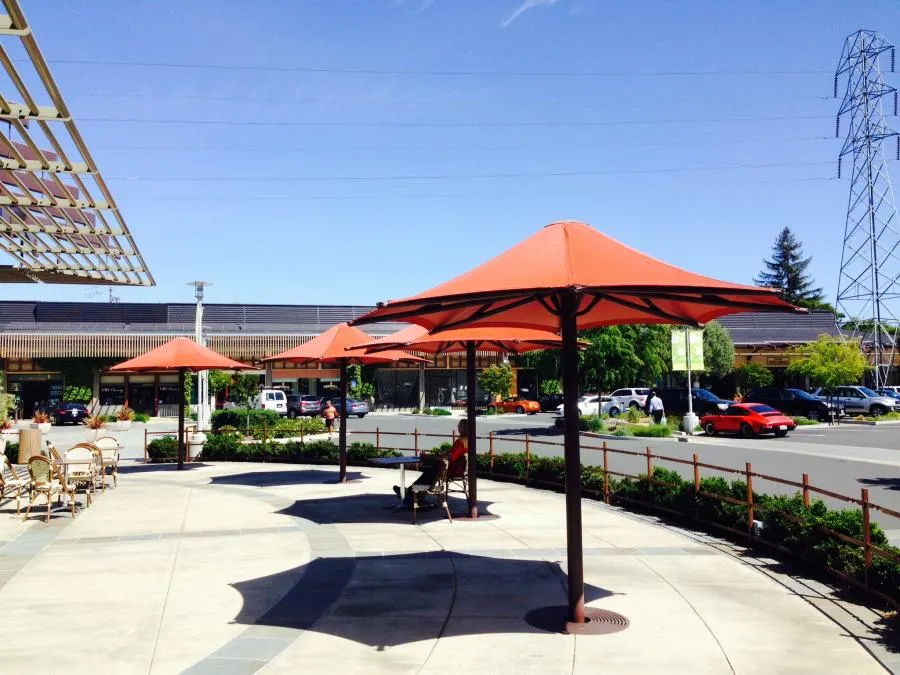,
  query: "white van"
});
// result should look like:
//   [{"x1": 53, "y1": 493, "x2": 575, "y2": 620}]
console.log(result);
[{"x1": 254, "y1": 389, "x2": 287, "y2": 415}]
